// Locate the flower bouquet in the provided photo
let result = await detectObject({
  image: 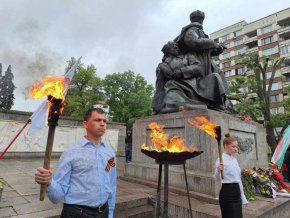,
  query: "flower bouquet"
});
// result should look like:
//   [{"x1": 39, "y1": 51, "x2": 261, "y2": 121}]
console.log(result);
[
  {"x1": 242, "y1": 168, "x2": 274, "y2": 200},
  {"x1": 242, "y1": 163, "x2": 290, "y2": 201}
]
